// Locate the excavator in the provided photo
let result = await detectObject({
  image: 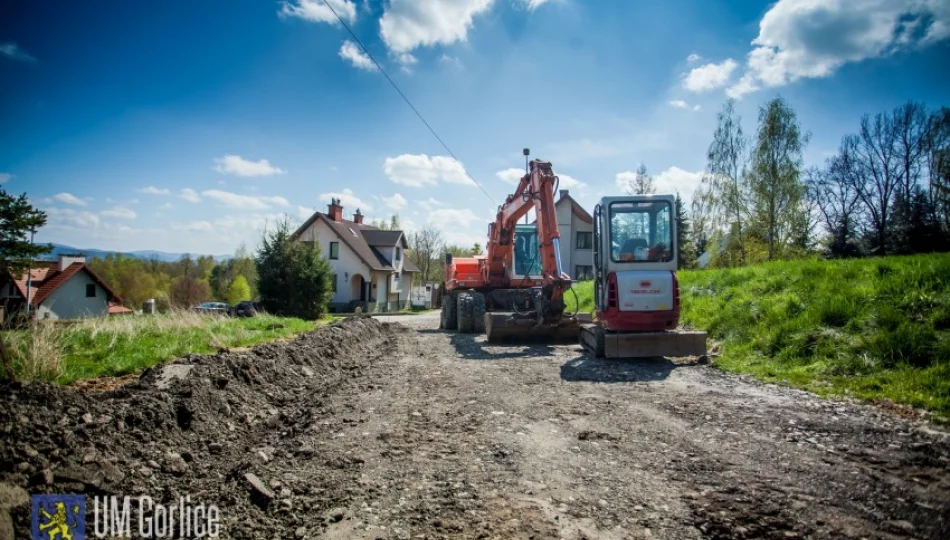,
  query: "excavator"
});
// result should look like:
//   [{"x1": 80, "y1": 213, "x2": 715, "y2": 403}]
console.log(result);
[{"x1": 441, "y1": 153, "x2": 706, "y2": 358}]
